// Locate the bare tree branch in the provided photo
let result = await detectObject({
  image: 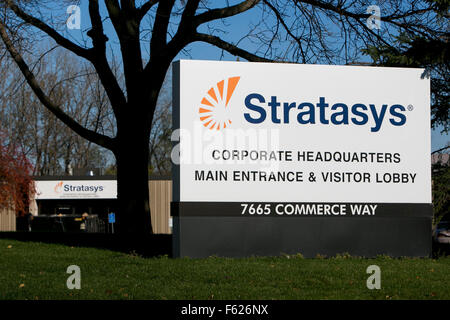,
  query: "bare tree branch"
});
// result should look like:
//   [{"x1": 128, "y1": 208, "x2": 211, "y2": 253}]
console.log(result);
[
  {"x1": 194, "y1": 0, "x2": 260, "y2": 26},
  {"x1": 3, "y1": 0, "x2": 126, "y2": 116},
  {"x1": 263, "y1": 0, "x2": 306, "y2": 62},
  {"x1": 159, "y1": 0, "x2": 201, "y2": 64},
  {"x1": 150, "y1": 0, "x2": 176, "y2": 61},
  {"x1": 161, "y1": 0, "x2": 266, "y2": 65},
  {"x1": 4, "y1": 0, "x2": 92, "y2": 59},
  {"x1": 296, "y1": 0, "x2": 434, "y2": 38},
  {"x1": 0, "y1": 21, "x2": 115, "y2": 151},
  {"x1": 104, "y1": 0, "x2": 122, "y2": 35},
  {"x1": 88, "y1": 0, "x2": 127, "y2": 114},
  {"x1": 137, "y1": 0, "x2": 159, "y2": 21},
  {"x1": 194, "y1": 32, "x2": 273, "y2": 62}
]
